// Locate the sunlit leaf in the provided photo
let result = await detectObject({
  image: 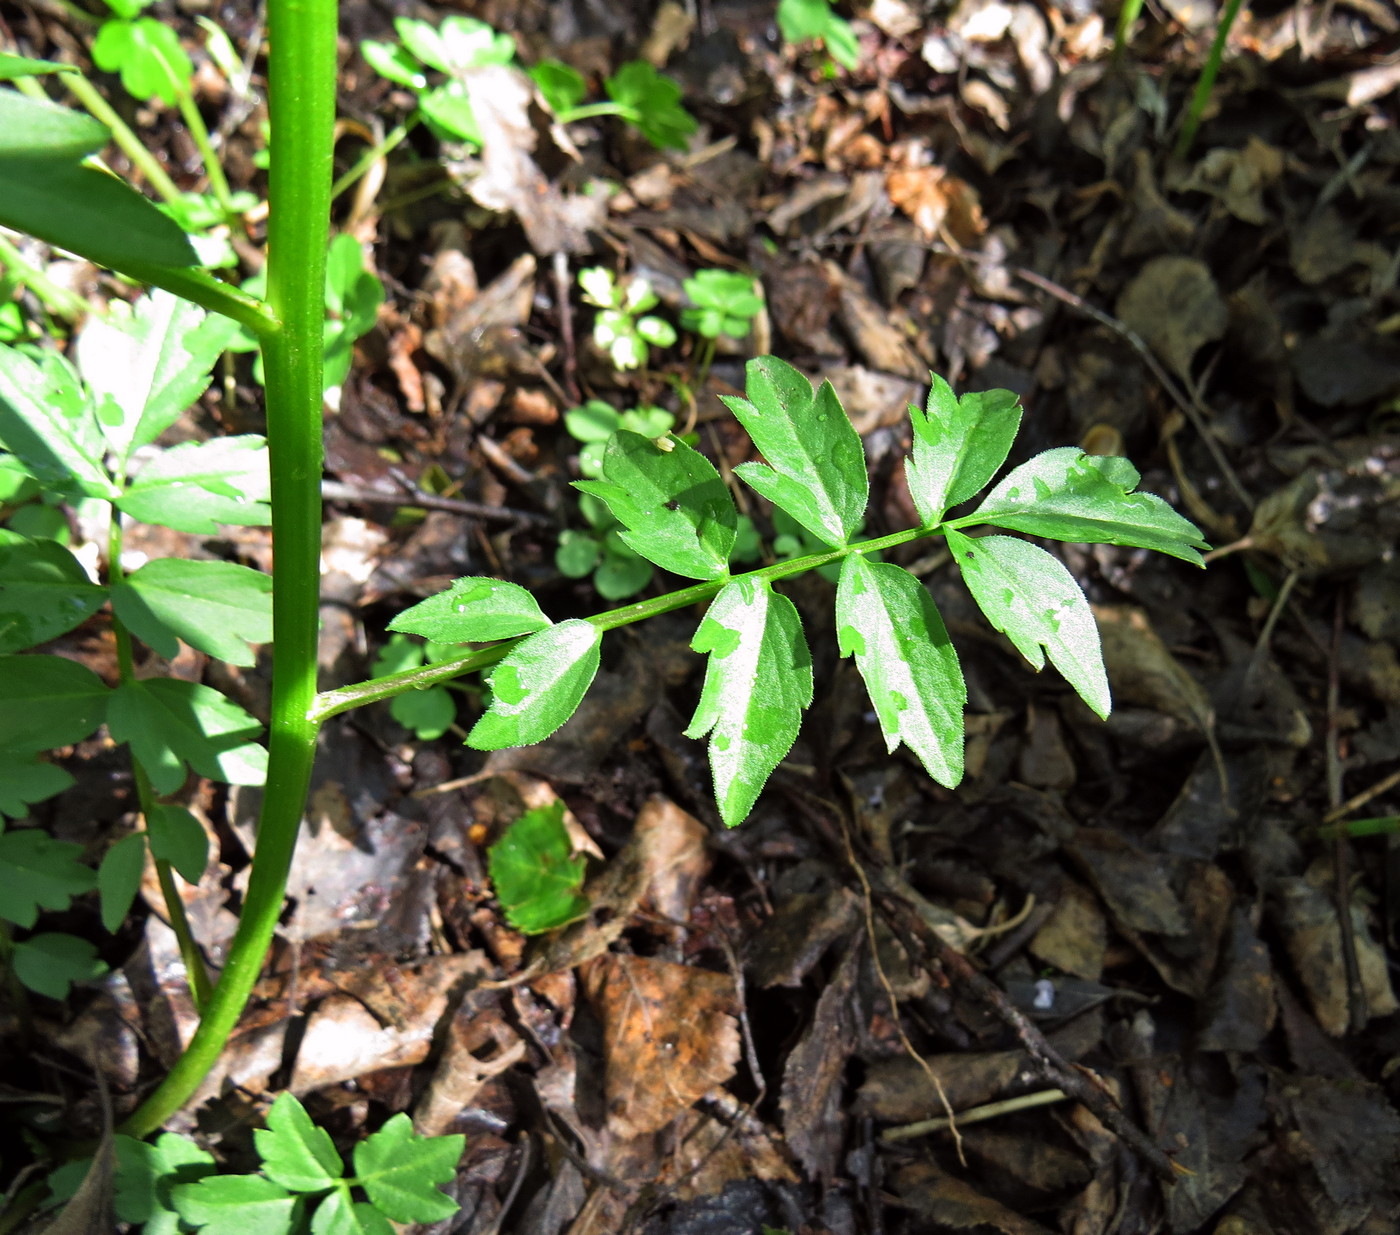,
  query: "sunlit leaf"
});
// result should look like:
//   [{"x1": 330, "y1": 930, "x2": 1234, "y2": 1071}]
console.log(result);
[
  {"x1": 352, "y1": 1114, "x2": 464, "y2": 1224},
  {"x1": 904, "y1": 375, "x2": 1022, "y2": 526},
  {"x1": 389, "y1": 577, "x2": 551, "y2": 644},
  {"x1": 255, "y1": 1094, "x2": 345, "y2": 1193},
  {"x1": 466, "y1": 619, "x2": 602, "y2": 750}
]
